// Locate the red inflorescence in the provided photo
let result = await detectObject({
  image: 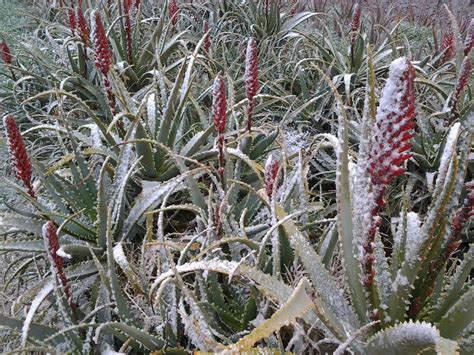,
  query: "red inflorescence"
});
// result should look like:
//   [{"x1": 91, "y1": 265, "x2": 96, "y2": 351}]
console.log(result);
[
  {"x1": 212, "y1": 76, "x2": 227, "y2": 135},
  {"x1": 463, "y1": 18, "x2": 474, "y2": 56},
  {"x1": 169, "y1": 0, "x2": 179, "y2": 27},
  {"x1": 245, "y1": 38, "x2": 259, "y2": 132},
  {"x1": 351, "y1": 3, "x2": 362, "y2": 46},
  {"x1": 368, "y1": 59, "x2": 416, "y2": 198},
  {"x1": 264, "y1": 155, "x2": 279, "y2": 199},
  {"x1": 0, "y1": 40, "x2": 12, "y2": 65},
  {"x1": 3, "y1": 115, "x2": 35, "y2": 198},
  {"x1": 68, "y1": 9, "x2": 76, "y2": 34},
  {"x1": 442, "y1": 30, "x2": 455, "y2": 62},
  {"x1": 362, "y1": 58, "x2": 416, "y2": 291},
  {"x1": 42, "y1": 221, "x2": 75, "y2": 311},
  {"x1": 203, "y1": 20, "x2": 210, "y2": 52},
  {"x1": 91, "y1": 11, "x2": 112, "y2": 76},
  {"x1": 124, "y1": 0, "x2": 134, "y2": 63},
  {"x1": 451, "y1": 55, "x2": 472, "y2": 112},
  {"x1": 77, "y1": 8, "x2": 90, "y2": 58}
]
